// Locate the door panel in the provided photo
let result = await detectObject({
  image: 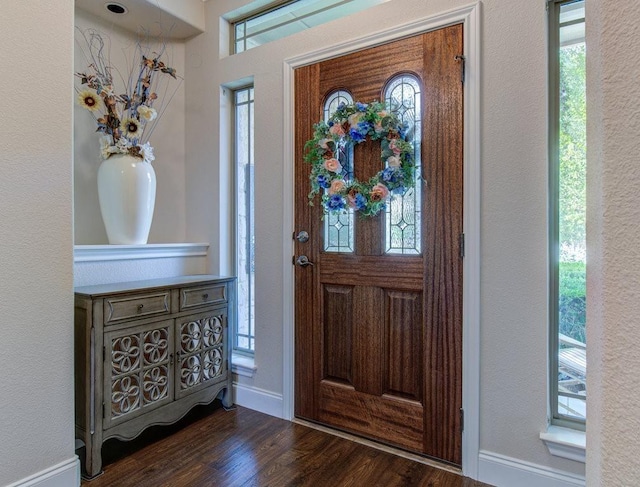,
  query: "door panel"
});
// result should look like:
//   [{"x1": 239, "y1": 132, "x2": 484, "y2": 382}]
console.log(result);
[{"x1": 294, "y1": 25, "x2": 463, "y2": 465}]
